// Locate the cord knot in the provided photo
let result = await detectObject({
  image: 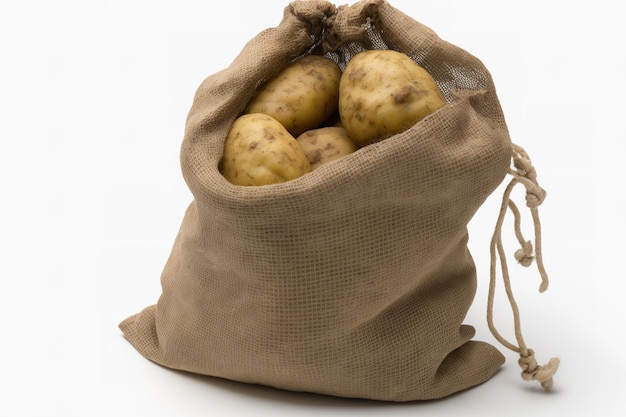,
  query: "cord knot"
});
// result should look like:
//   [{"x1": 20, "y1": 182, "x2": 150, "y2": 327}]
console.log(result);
[
  {"x1": 510, "y1": 143, "x2": 546, "y2": 208},
  {"x1": 514, "y1": 241, "x2": 534, "y2": 267},
  {"x1": 524, "y1": 184, "x2": 547, "y2": 208},
  {"x1": 518, "y1": 349, "x2": 560, "y2": 390},
  {"x1": 513, "y1": 154, "x2": 537, "y2": 180}
]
